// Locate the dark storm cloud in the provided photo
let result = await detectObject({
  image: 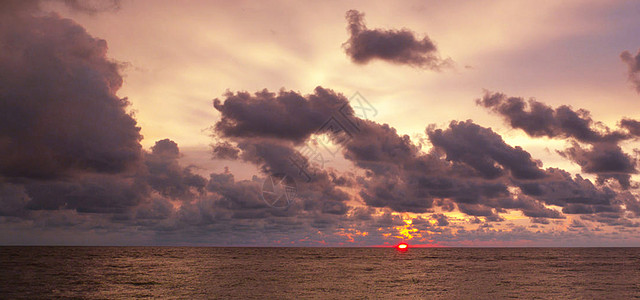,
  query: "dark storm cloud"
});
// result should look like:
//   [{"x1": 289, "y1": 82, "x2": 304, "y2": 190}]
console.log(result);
[
  {"x1": 0, "y1": 6, "x2": 142, "y2": 180},
  {"x1": 213, "y1": 87, "x2": 350, "y2": 144},
  {"x1": 211, "y1": 88, "x2": 358, "y2": 218},
  {"x1": 344, "y1": 120, "x2": 420, "y2": 173},
  {"x1": 516, "y1": 168, "x2": 618, "y2": 213},
  {"x1": 0, "y1": 1, "x2": 217, "y2": 223},
  {"x1": 211, "y1": 141, "x2": 240, "y2": 160},
  {"x1": 15, "y1": 138, "x2": 210, "y2": 215},
  {"x1": 207, "y1": 171, "x2": 267, "y2": 213},
  {"x1": 621, "y1": 49, "x2": 640, "y2": 93},
  {"x1": 432, "y1": 213, "x2": 449, "y2": 226},
  {"x1": 476, "y1": 92, "x2": 626, "y2": 143},
  {"x1": 620, "y1": 118, "x2": 640, "y2": 136},
  {"x1": 223, "y1": 137, "x2": 352, "y2": 215},
  {"x1": 144, "y1": 139, "x2": 207, "y2": 201},
  {"x1": 478, "y1": 91, "x2": 638, "y2": 188},
  {"x1": 496, "y1": 196, "x2": 564, "y2": 219},
  {"x1": 342, "y1": 10, "x2": 451, "y2": 69},
  {"x1": 211, "y1": 87, "x2": 629, "y2": 225},
  {"x1": 358, "y1": 173, "x2": 434, "y2": 213},
  {"x1": 428, "y1": 120, "x2": 547, "y2": 180},
  {"x1": 23, "y1": 174, "x2": 148, "y2": 214},
  {"x1": 457, "y1": 203, "x2": 500, "y2": 219},
  {"x1": 558, "y1": 142, "x2": 635, "y2": 188},
  {"x1": 377, "y1": 118, "x2": 625, "y2": 222},
  {"x1": 580, "y1": 213, "x2": 640, "y2": 228},
  {"x1": 619, "y1": 191, "x2": 640, "y2": 217}
]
